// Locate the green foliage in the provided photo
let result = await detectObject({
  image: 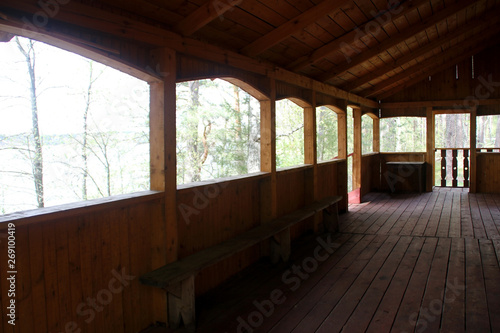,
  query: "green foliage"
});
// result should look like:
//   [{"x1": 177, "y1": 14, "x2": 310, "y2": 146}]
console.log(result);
[
  {"x1": 362, "y1": 115, "x2": 374, "y2": 155},
  {"x1": 380, "y1": 117, "x2": 426, "y2": 152},
  {"x1": 176, "y1": 79, "x2": 260, "y2": 184},
  {"x1": 316, "y1": 106, "x2": 338, "y2": 161},
  {"x1": 276, "y1": 100, "x2": 304, "y2": 168}
]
